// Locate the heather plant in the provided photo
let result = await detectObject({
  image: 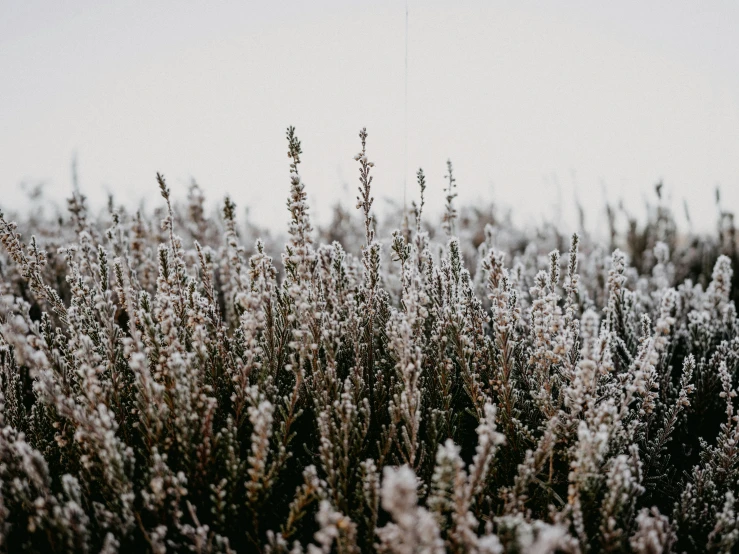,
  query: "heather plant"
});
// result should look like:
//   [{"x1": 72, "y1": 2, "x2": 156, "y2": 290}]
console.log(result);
[{"x1": 0, "y1": 128, "x2": 737, "y2": 553}]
